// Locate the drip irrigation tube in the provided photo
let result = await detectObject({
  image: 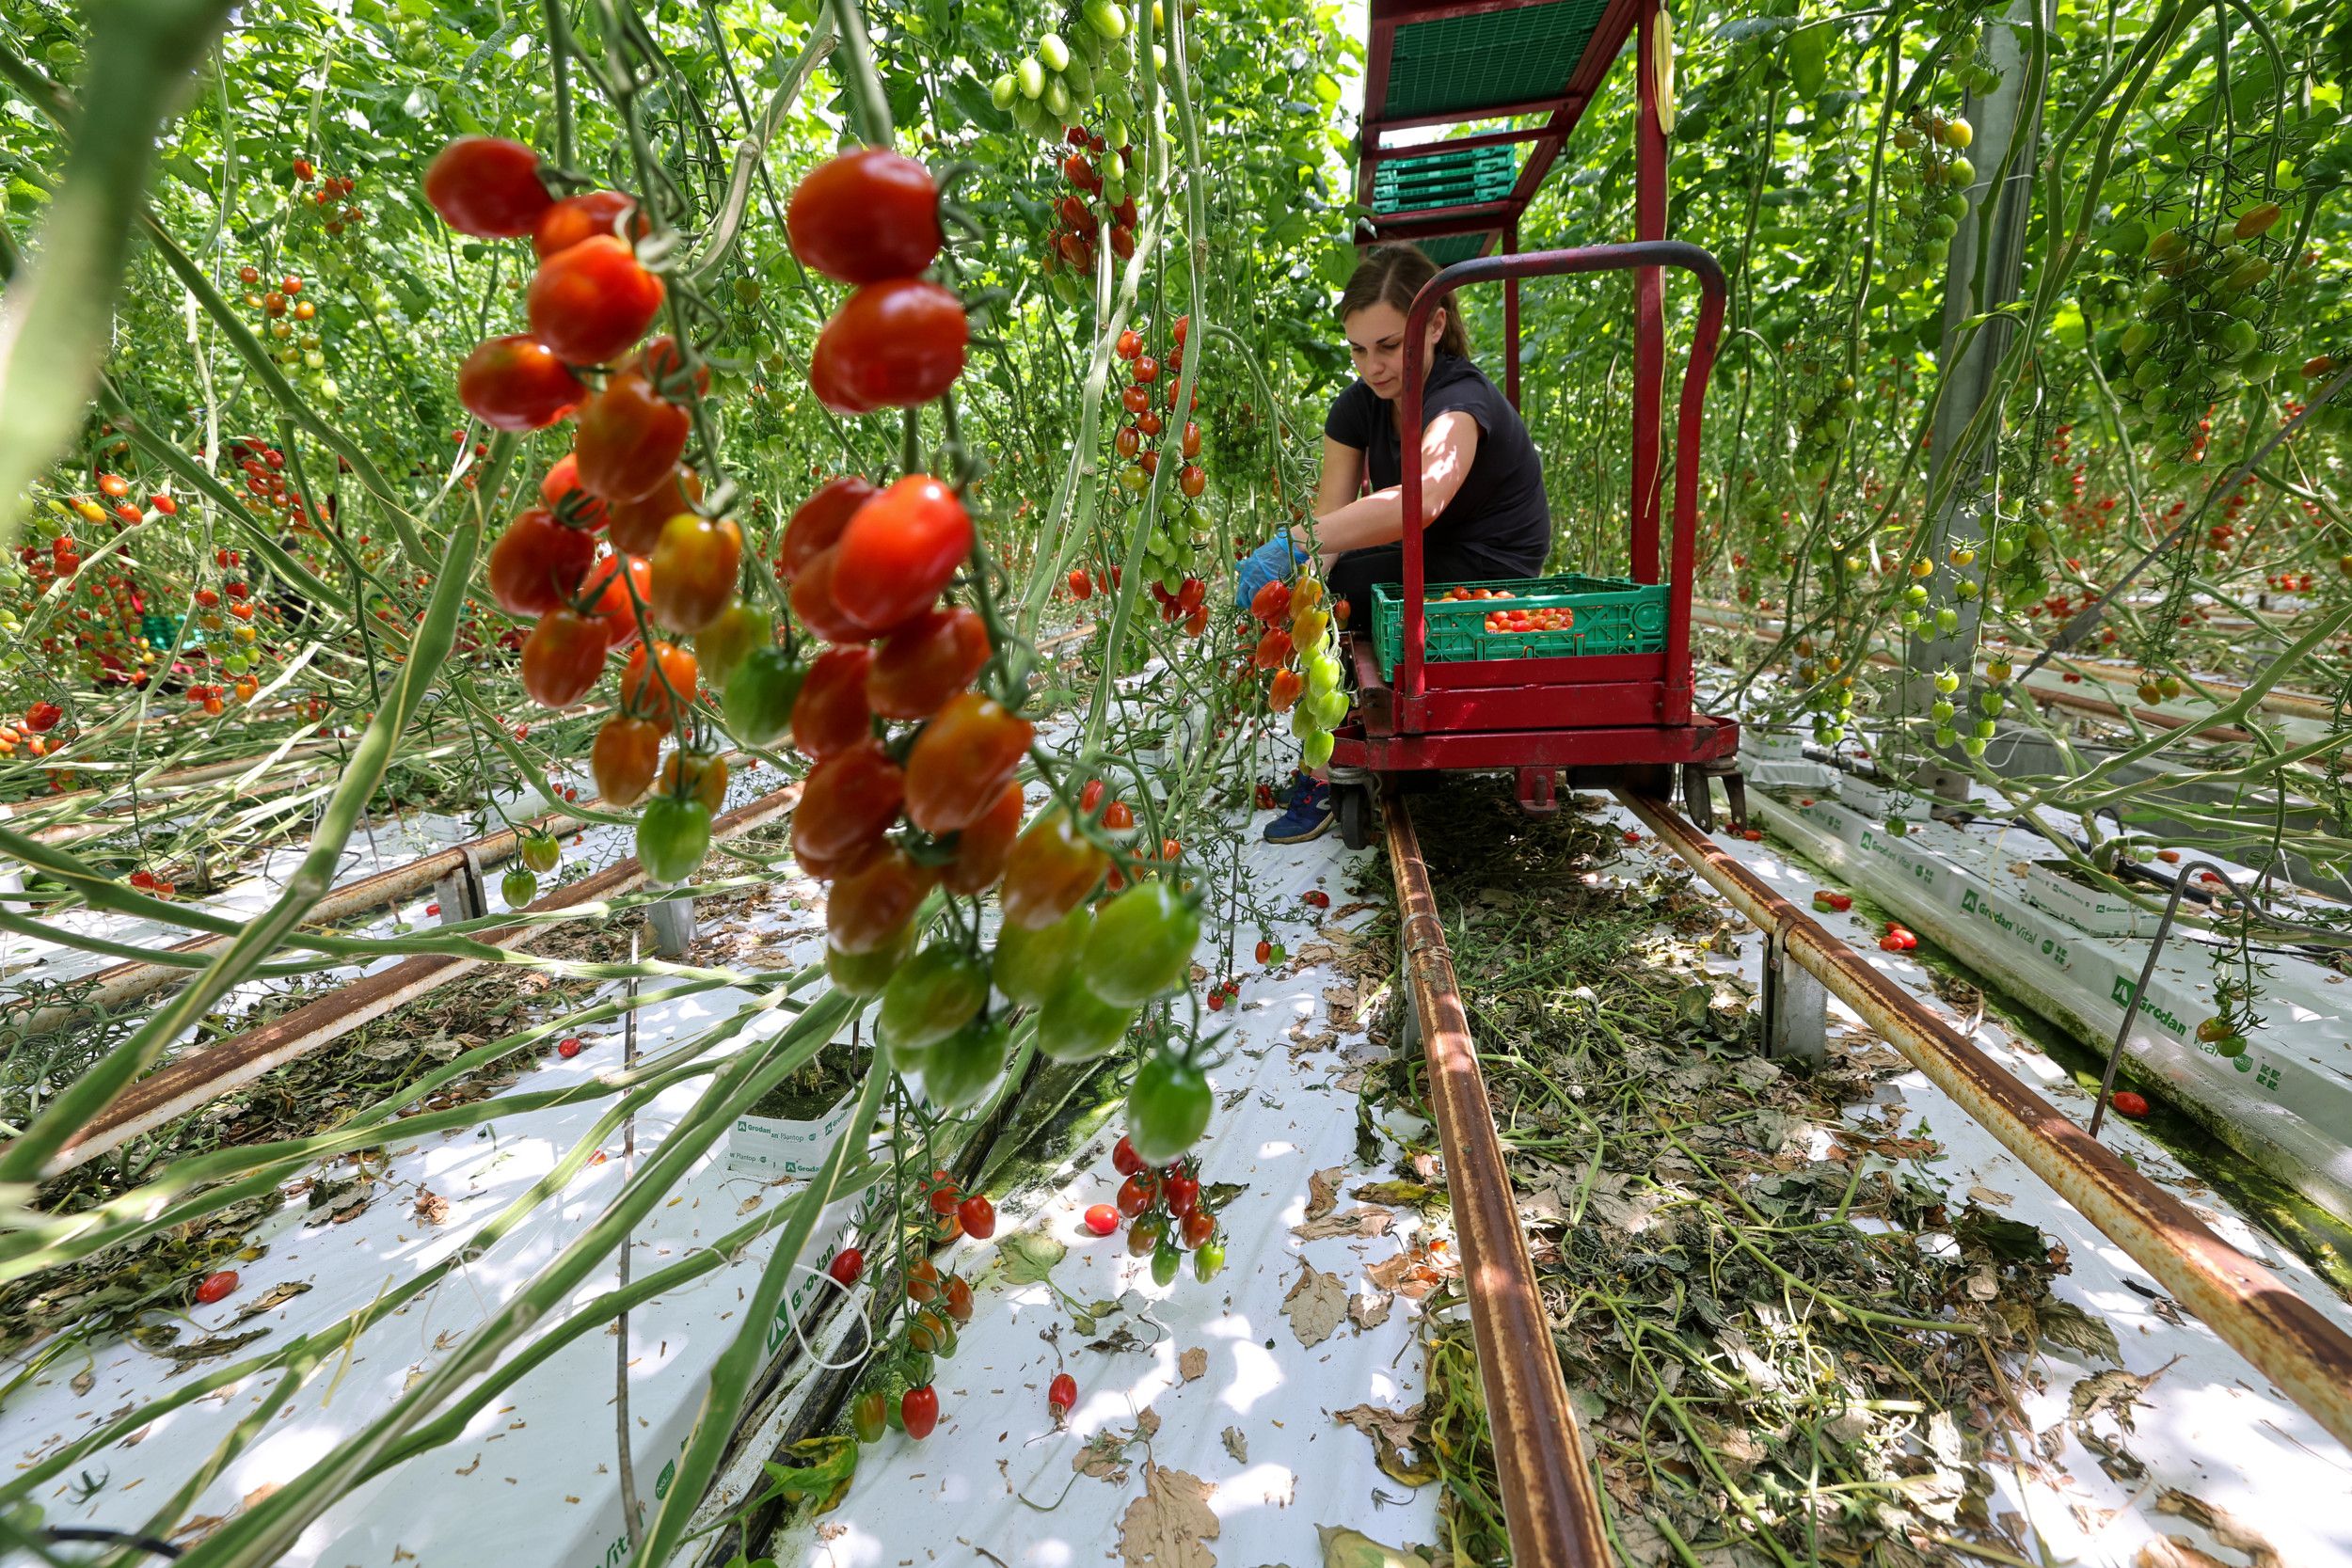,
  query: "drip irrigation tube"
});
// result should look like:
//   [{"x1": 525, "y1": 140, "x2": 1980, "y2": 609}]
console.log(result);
[{"x1": 1614, "y1": 786, "x2": 2352, "y2": 1452}]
